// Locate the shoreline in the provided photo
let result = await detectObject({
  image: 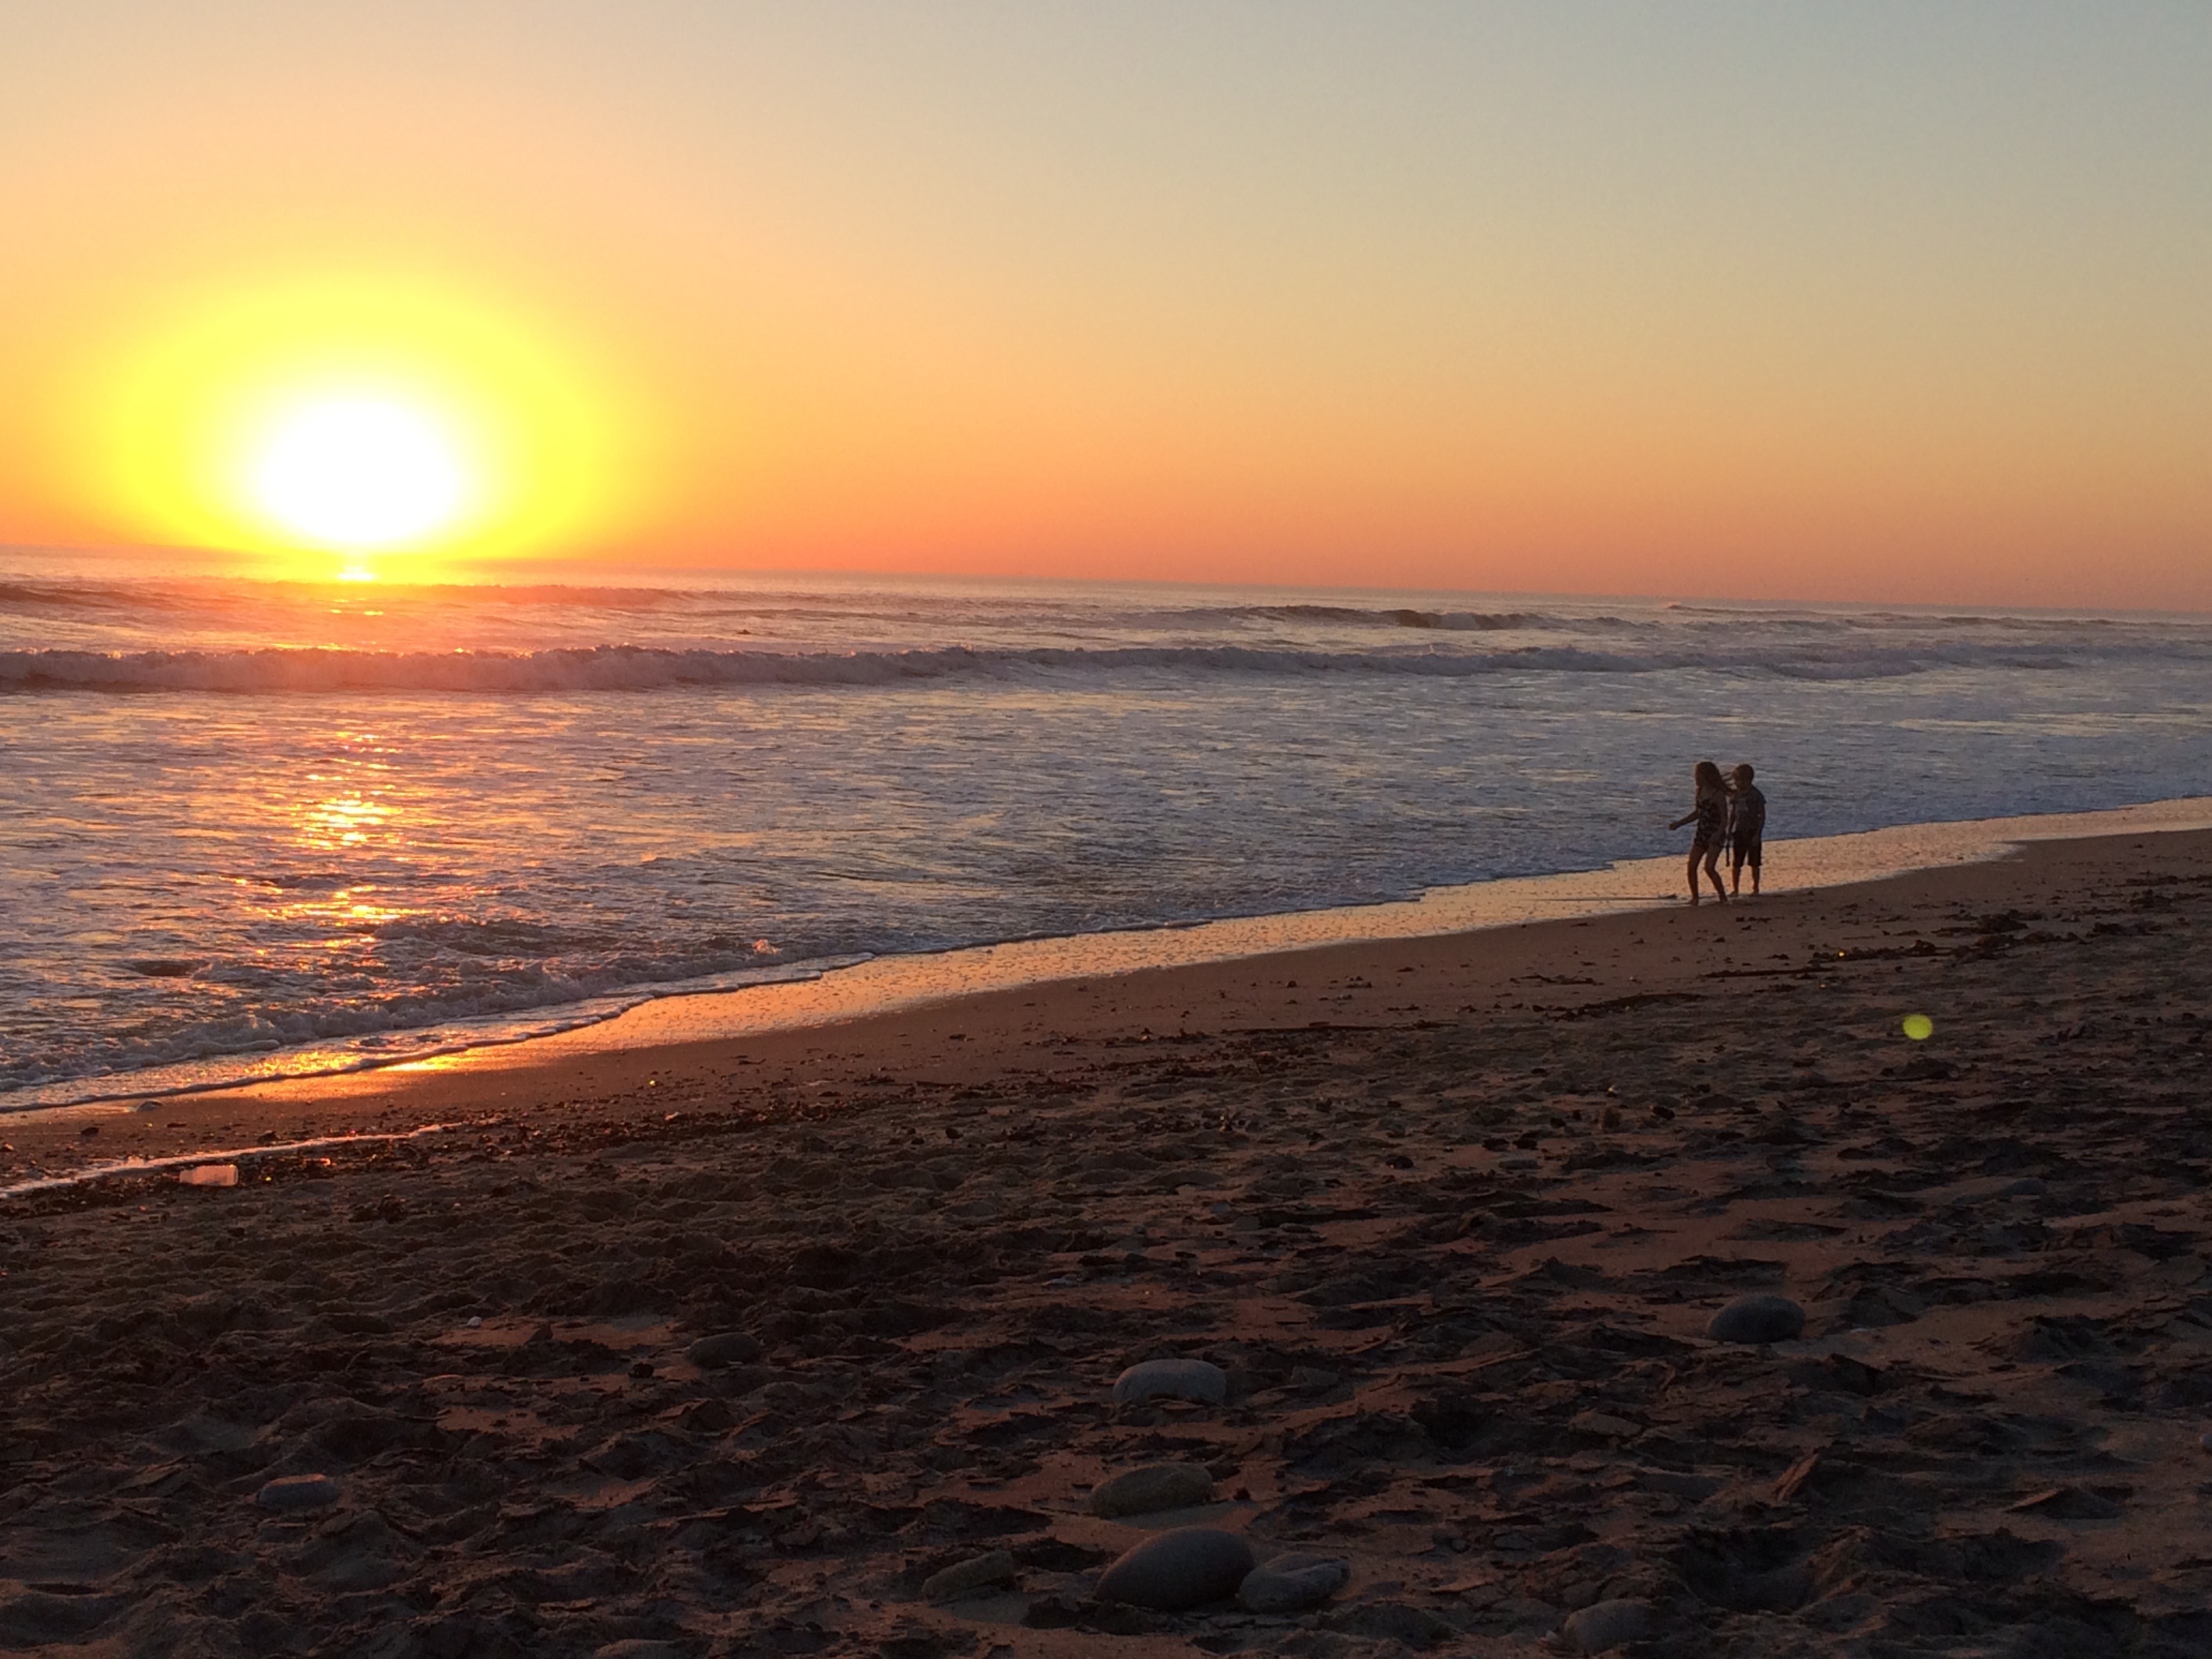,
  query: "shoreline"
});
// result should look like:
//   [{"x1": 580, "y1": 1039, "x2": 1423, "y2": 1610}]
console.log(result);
[
  {"x1": 503, "y1": 793, "x2": 2212, "y2": 1058},
  {"x1": 11, "y1": 793, "x2": 2212, "y2": 1124},
  {"x1": 7, "y1": 807, "x2": 2211, "y2": 1187}
]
